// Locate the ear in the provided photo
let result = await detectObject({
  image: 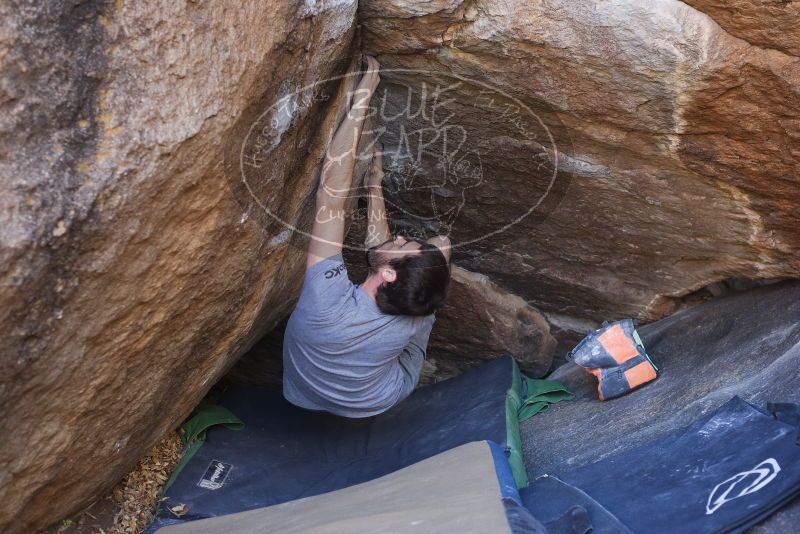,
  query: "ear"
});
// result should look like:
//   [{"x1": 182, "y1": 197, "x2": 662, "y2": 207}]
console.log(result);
[{"x1": 381, "y1": 266, "x2": 397, "y2": 284}]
